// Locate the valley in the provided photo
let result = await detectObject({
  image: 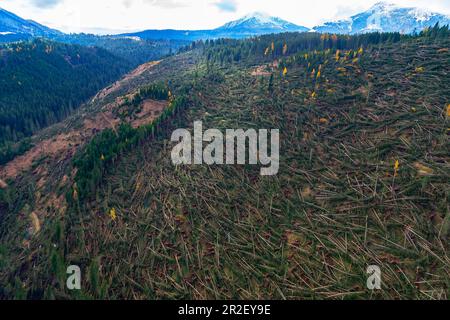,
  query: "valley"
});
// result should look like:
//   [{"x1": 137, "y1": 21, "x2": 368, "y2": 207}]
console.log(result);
[{"x1": 0, "y1": 40, "x2": 132, "y2": 162}]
